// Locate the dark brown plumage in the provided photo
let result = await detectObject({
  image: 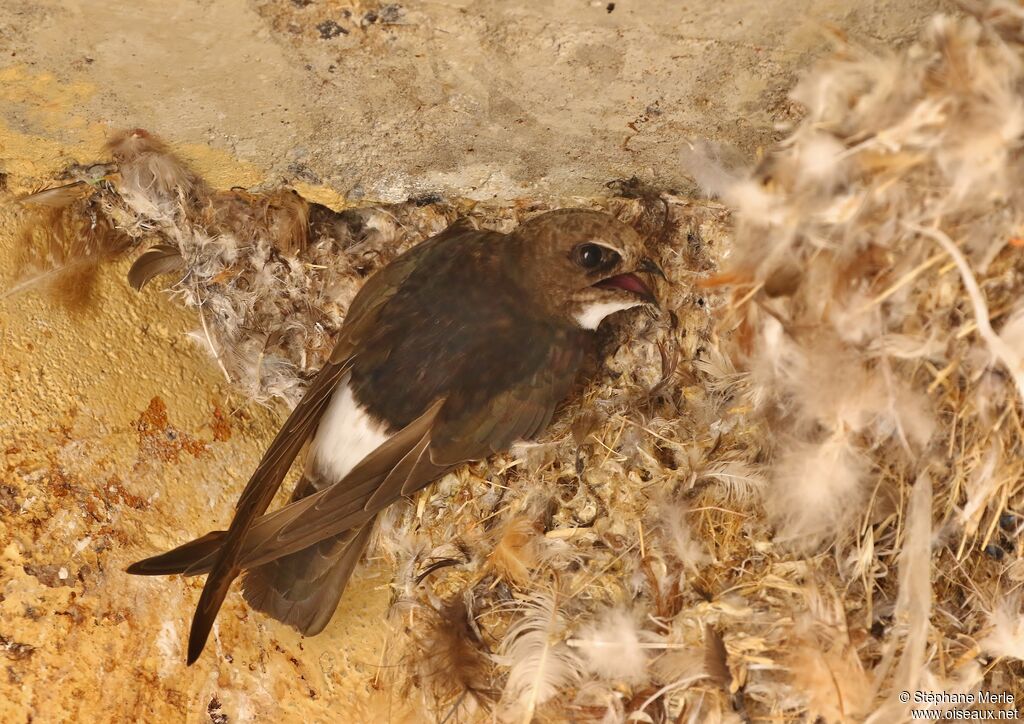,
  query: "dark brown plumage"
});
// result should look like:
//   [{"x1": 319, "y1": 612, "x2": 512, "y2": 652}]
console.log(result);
[{"x1": 128, "y1": 209, "x2": 661, "y2": 664}]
